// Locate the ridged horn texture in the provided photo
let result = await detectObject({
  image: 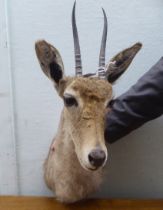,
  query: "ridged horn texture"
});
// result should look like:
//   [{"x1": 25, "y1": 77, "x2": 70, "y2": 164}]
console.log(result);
[
  {"x1": 72, "y1": 1, "x2": 82, "y2": 76},
  {"x1": 98, "y1": 8, "x2": 108, "y2": 79}
]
